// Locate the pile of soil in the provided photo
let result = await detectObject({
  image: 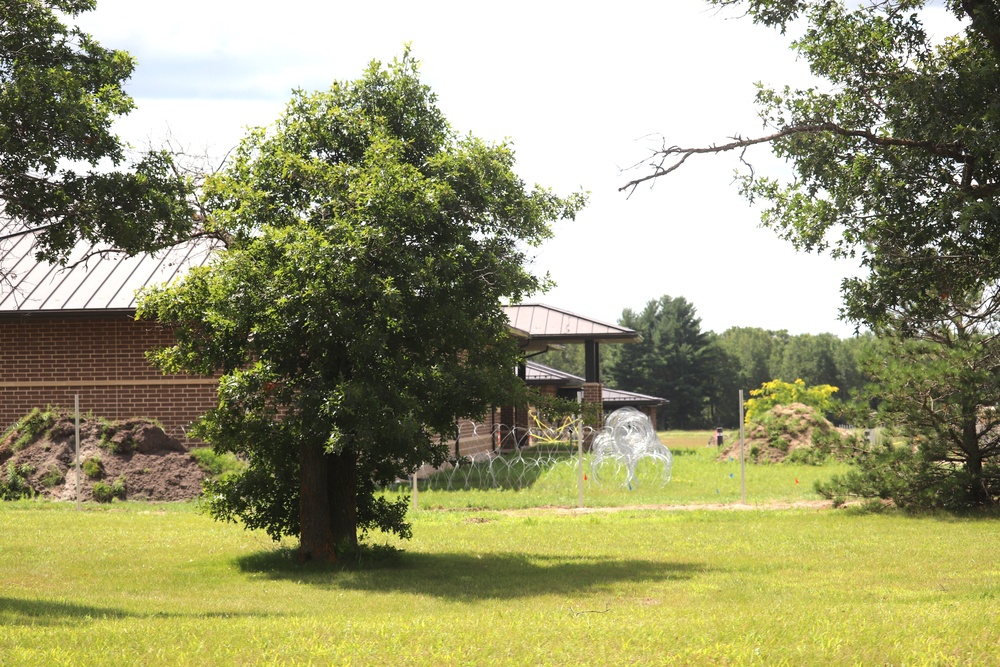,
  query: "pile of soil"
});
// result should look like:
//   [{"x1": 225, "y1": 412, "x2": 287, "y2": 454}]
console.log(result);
[
  {"x1": 718, "y1": 402, "x2": 855, "y2": 464},
  {"x1": 0, "y1": 411, "x2": 205, "y2": 502}
]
